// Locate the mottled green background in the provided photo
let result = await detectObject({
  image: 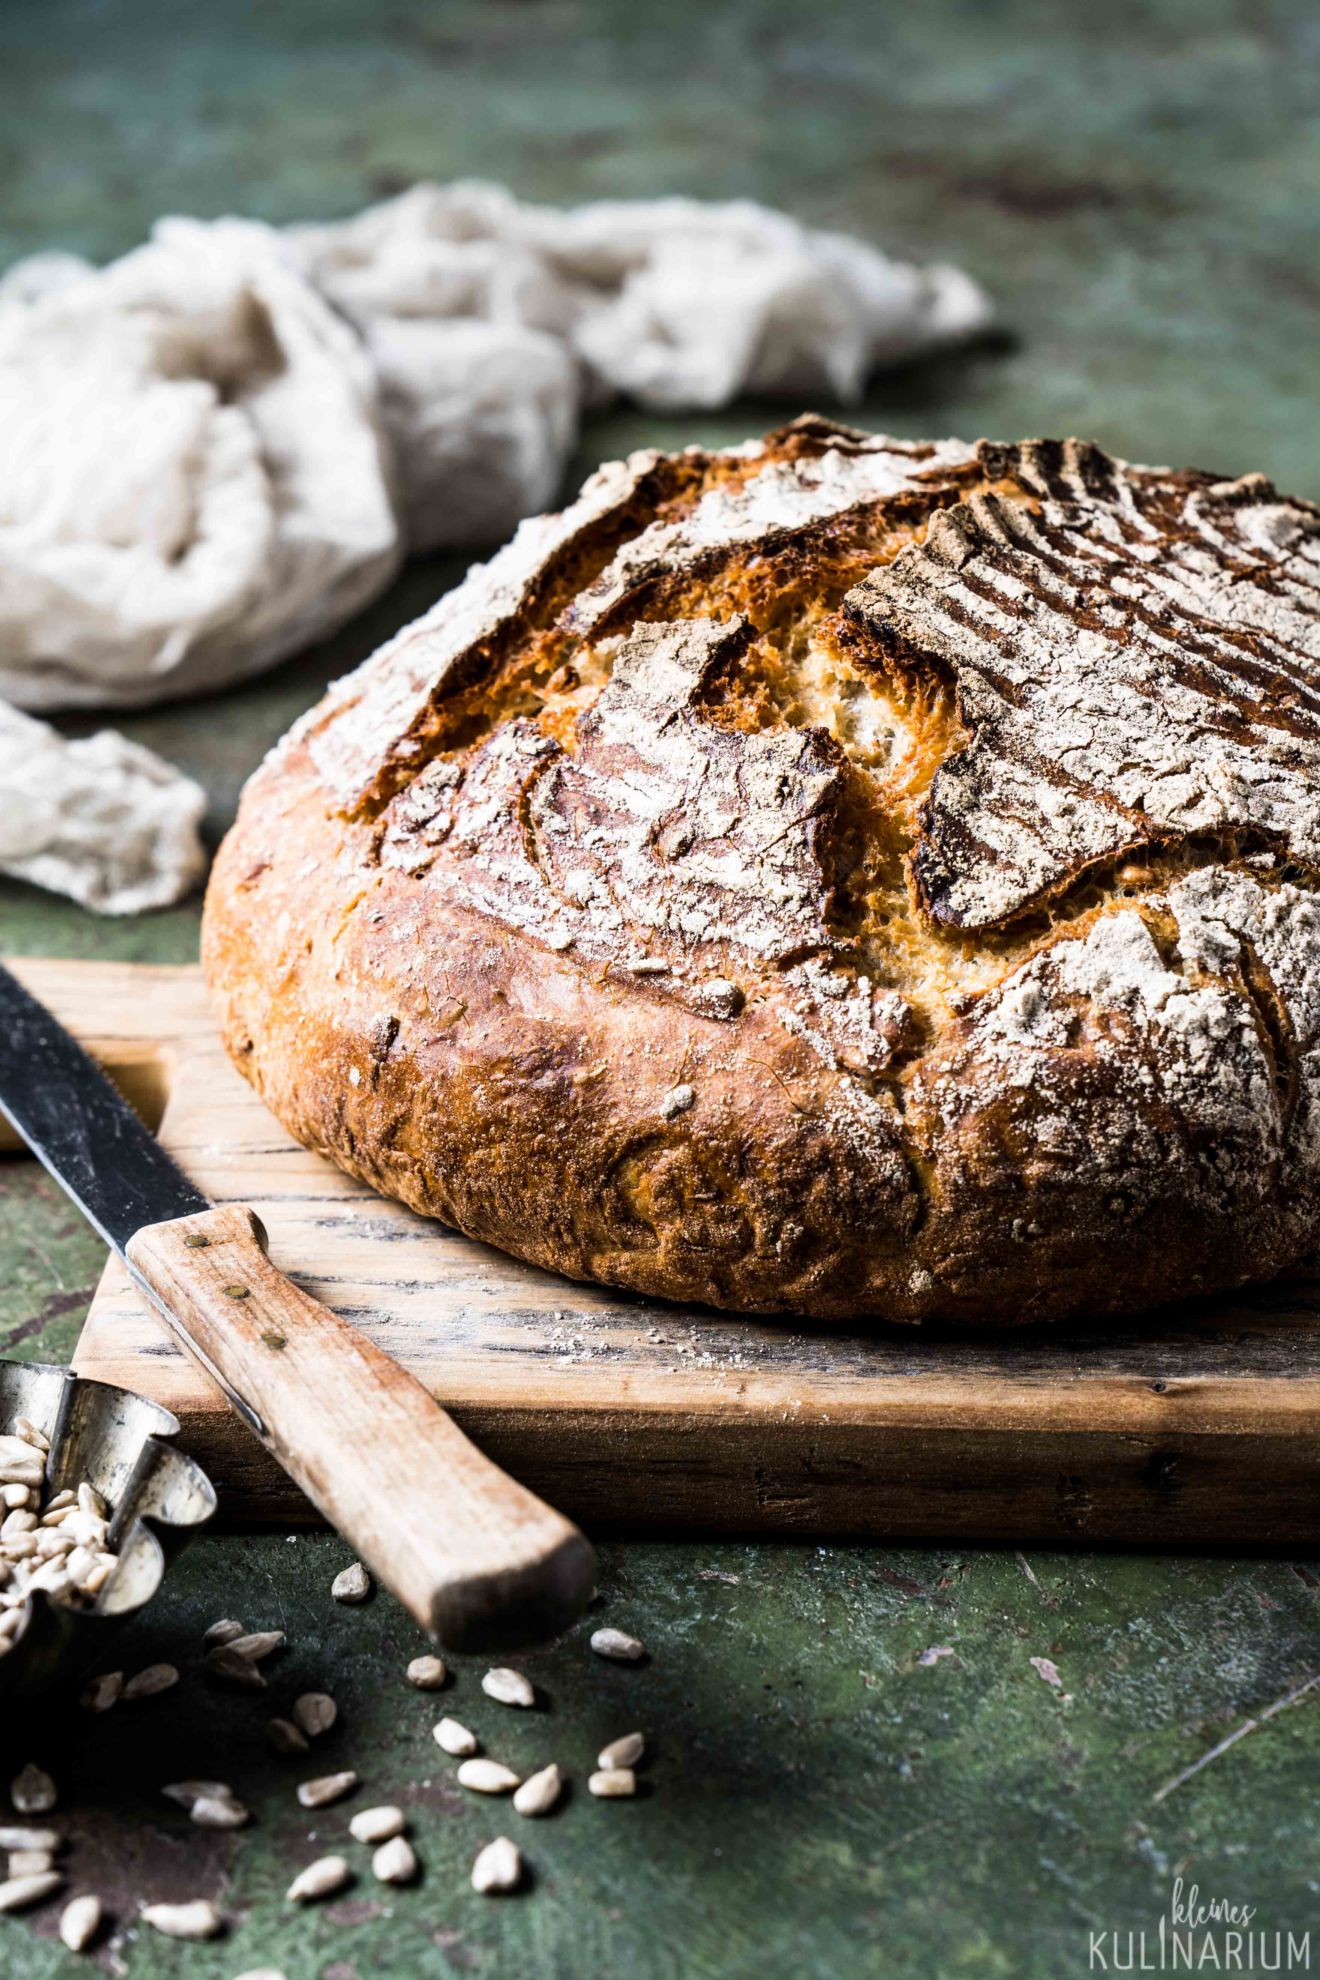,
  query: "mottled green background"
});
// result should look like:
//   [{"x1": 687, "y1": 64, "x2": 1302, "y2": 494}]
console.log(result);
[{"x1": 2, "y1": 2, "x2": 1319, "y2": 1974}]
